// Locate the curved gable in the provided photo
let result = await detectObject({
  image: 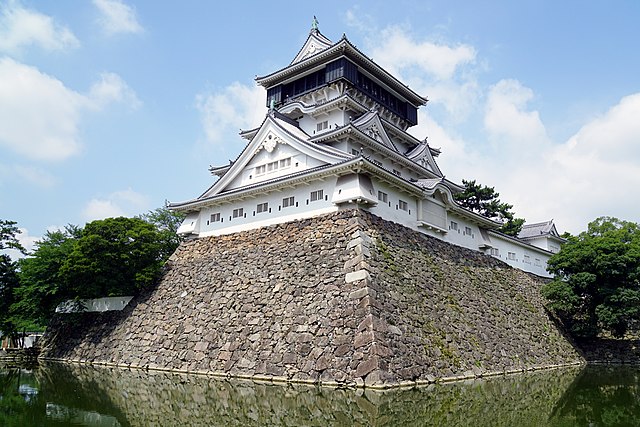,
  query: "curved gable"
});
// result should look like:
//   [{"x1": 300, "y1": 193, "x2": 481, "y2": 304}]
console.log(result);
[
  {"x1": 353, "y1": 111, "x2": 399, "y2": 152},
  {"x1": 200, "y1": 115, "x2": 348, "y2": 199},
  {"x1": 291, "y1": 29, "x2": 333, "y2": 65}
]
